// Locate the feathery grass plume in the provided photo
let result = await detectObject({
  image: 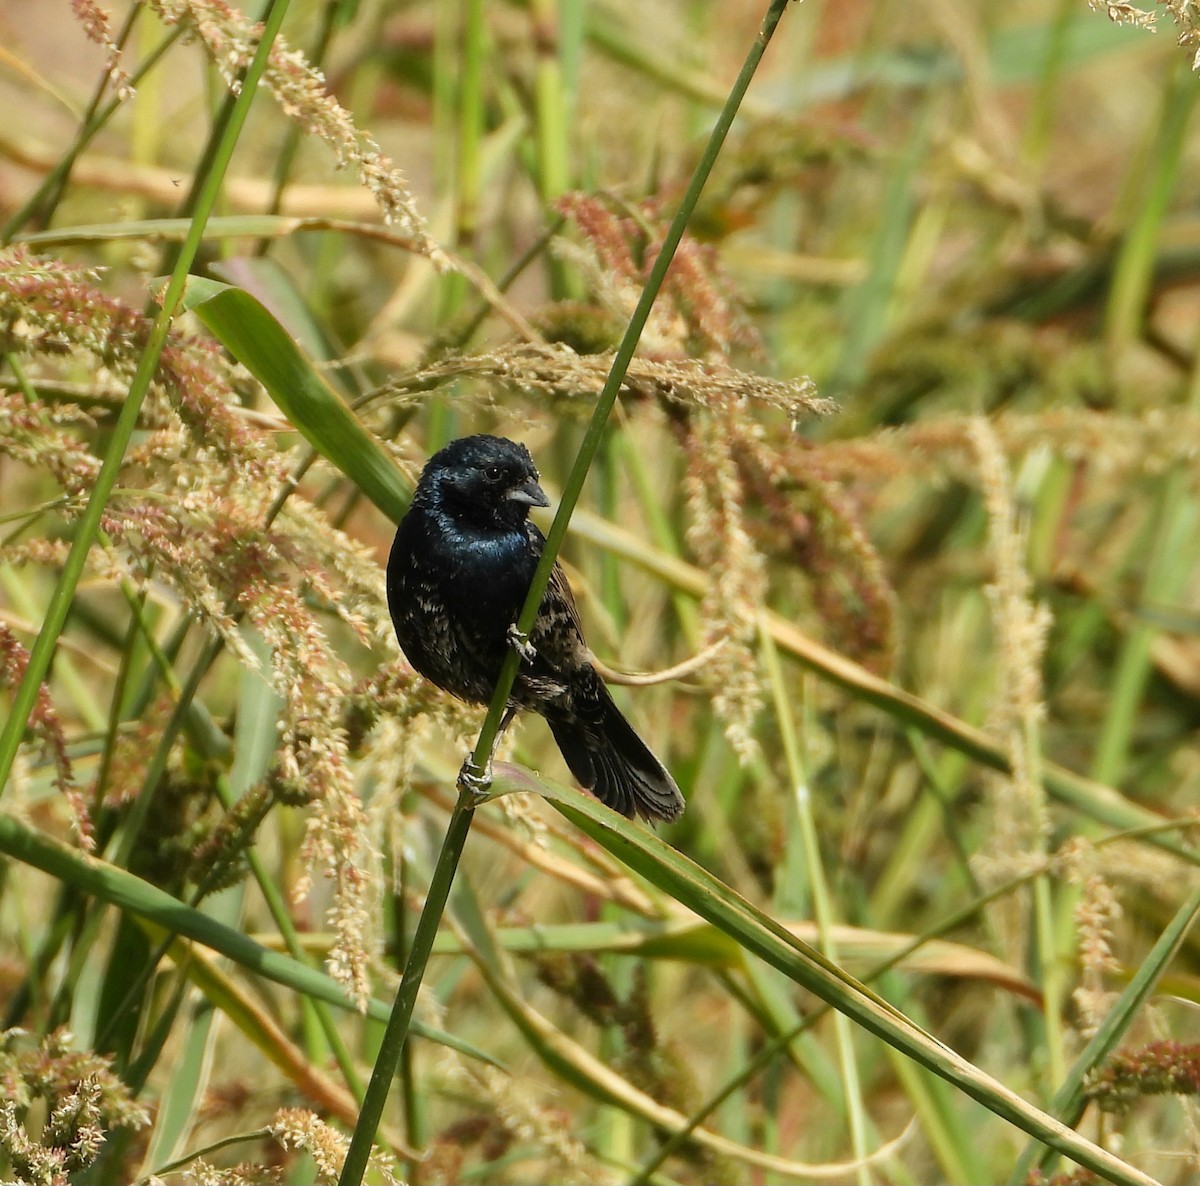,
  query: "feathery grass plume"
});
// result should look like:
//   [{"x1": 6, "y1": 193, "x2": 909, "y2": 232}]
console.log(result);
[
  {"x1": 552, "y1": 192, "x2": 763, "y2": 361},
  {"x1": 684, "y1": 411, "x2": 766, "y2": 762},
  {"x1": 269, "y1": 1108, "x2": 399, "y2": 1185},
  {"x1": 734, "y1": 434, "x2": 898, "y2": 672},
  {"x1": 0, "y1": 386, "x2": 100, "y2": 501},
  {"x1": 275, "y1": 499, "x2": 393, "y2": 642},
  {"x1": 972, "y1": 420, "x2": 1053, "y2": 797},
  {"x1": 1089, "y1": 3, "x2": 1159, "y2": 29},
  {"x1": 69, "y1": 0, "x2": 133, "y2": 99},
  {"x1": 99, "y1": 489, "x2": 382, "y2": 693},
  {"x1": 174, "y1": 1162, "x2": 283, "y2": 1185},
  {"x1": 434, "y1": 1060, "x2": 609, "y2": 1186},
  {"x1": 1086, "y1": 1040, "x2": 1200, "y2": 1112},
  {"x1": 1089, "y1": 1, "x2": 1200, "y2": 67},
  {"x1": 1060, "y1": 840, "x2": 1123, "y2": 1040},
  {"x1": 150, "y1": 0, "x2": 446, "y2": 264},
  {"x1": 1161, "y1": 0, "x2": 1200, "y2": 66},
  {"x1": 0, "y1": 248, "x2": 277, "y2": 477},
  {"x1": 373, "y1": 342, "x2": 830, "y2": 420},
  {"x1": 0, "y1": 1027, "x2": 150, "y2": 1186},
  {"x1": 969, "y1": 418, "x2": 1052, "y2": 950},
  {"x1": 0, "y1": 623, "x2": 85, "y2": 843},
  {"x1": 0, "y1": 247, "x2": 383, "y2": 1002},
  {"x1": 229, "y1": 553, "x2": 374, "y2": 1006}
]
